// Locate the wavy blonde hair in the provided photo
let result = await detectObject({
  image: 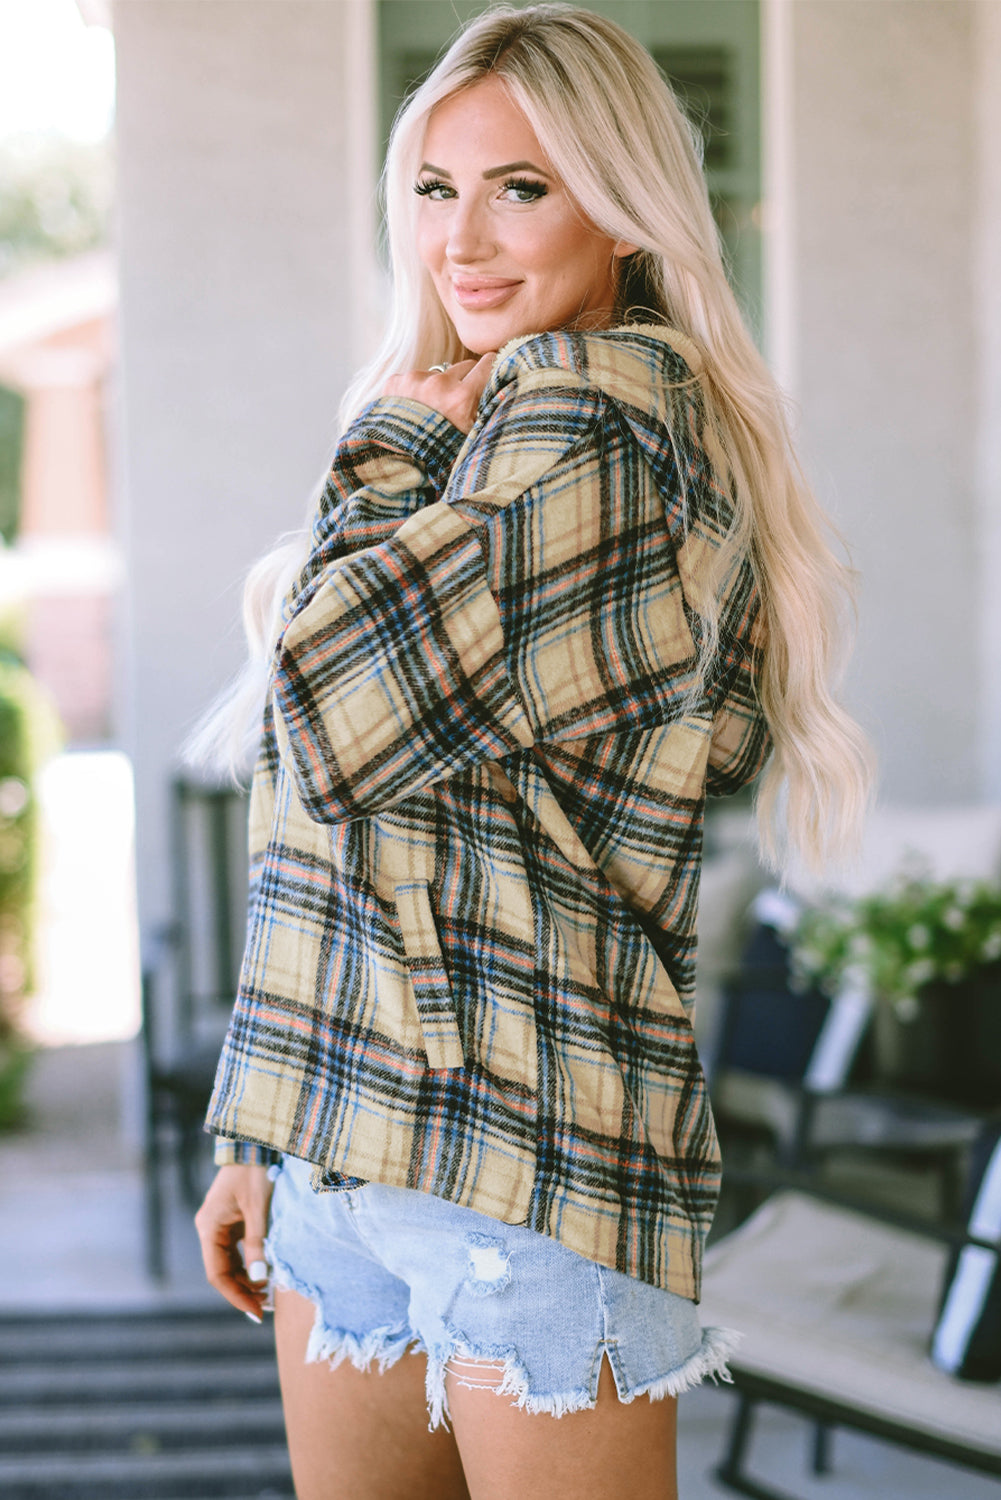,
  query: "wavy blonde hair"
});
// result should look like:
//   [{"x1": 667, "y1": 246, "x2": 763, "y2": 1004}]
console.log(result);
[{"x1": 190, "y1": 2, "x2": 872, "y2": 872}]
